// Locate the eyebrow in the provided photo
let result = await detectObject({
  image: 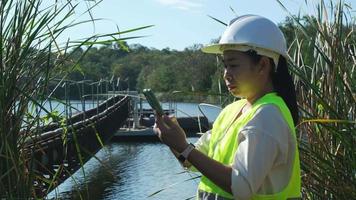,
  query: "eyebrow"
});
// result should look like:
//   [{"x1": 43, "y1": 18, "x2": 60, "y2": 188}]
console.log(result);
[
  {"x1": 218, "y1": 55, "x2": 238, "y2": 63},
  {"x1": 224, "y1": 58, "x2": 238, "y2": 62}
]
